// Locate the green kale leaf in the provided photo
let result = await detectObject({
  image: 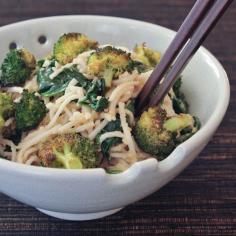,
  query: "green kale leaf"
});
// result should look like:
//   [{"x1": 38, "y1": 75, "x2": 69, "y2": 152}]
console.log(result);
[
  {"x1": 172, "y1": 77, "x2": 189, "y2": 114},
  {"x1": 96, "y1": 117, "x2": 122, "y2": 159},
  {"x1": 78, "y1": 79, "x2": 108, "y2": 112},
  {"x1": 37, "y1": 62, "x2": 90, "y2": 97}
]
